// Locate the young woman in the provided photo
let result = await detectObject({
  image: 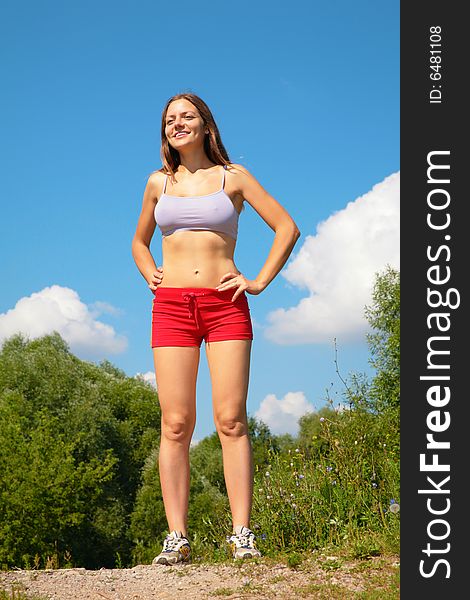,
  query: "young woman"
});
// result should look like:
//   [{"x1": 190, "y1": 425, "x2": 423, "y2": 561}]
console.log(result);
[{"x1": 132, "y1": 93, "x2": 300, "y2": 564}]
